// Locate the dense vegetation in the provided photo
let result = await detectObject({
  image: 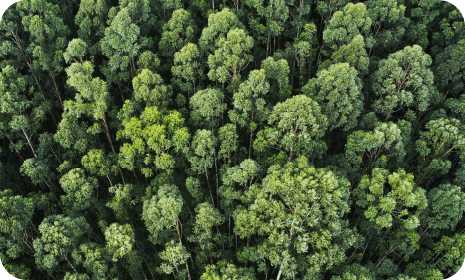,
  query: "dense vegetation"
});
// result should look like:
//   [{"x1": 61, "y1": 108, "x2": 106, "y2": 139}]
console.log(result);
[{"x1": 1, "y1": 0, "x2": 465, "y2": 279}]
